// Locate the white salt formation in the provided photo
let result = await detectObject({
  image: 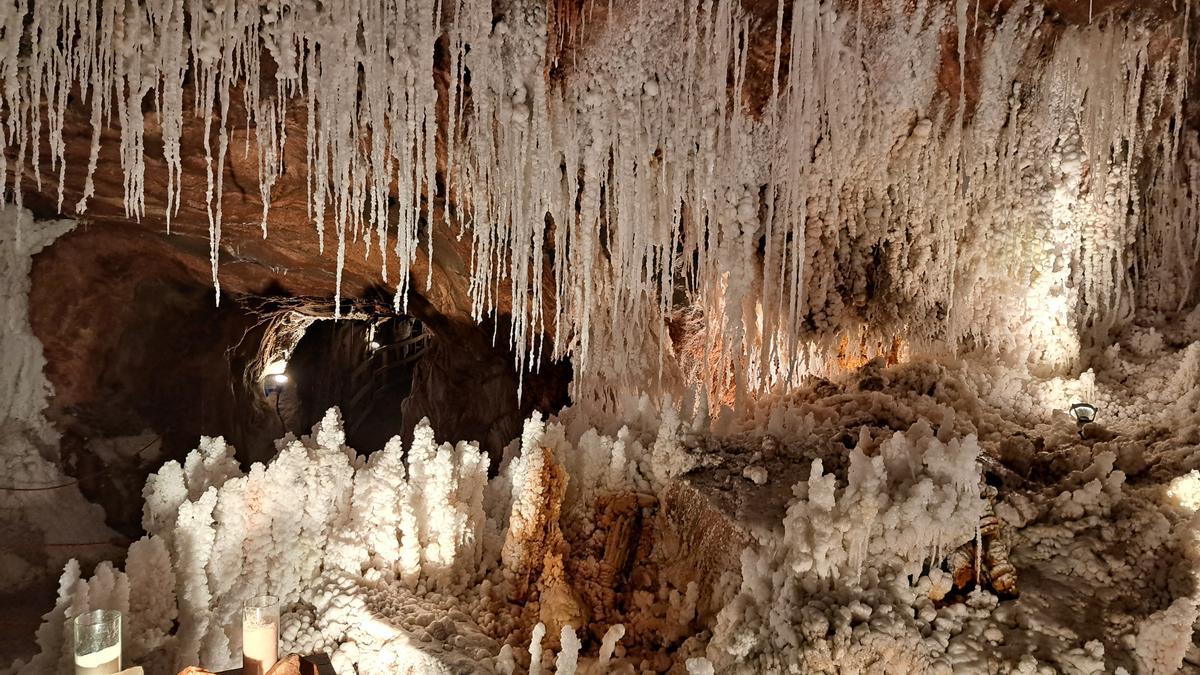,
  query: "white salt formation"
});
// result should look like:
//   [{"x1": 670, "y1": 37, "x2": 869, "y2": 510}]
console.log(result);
[
  {"x1": 2, "y1": 0, "x2": 1200, "y2": 674},
  {"x1": 0, "y1": 207, "x2": 120, "y2": 594},
  {"x1": 0, "y1": 1, "x2": 1194, "y2": 401},
  {"x1": 8, "y1": 330, "x2": 1200, "y2": 673}
]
